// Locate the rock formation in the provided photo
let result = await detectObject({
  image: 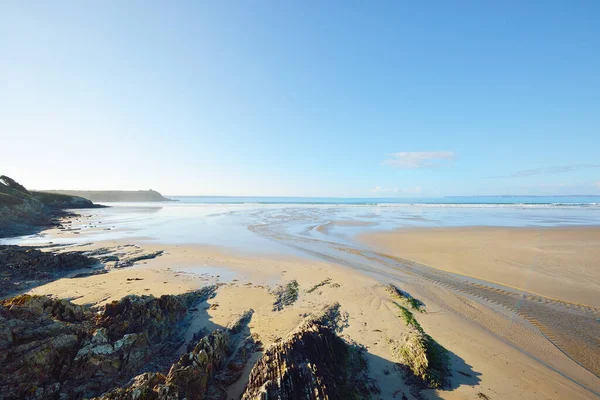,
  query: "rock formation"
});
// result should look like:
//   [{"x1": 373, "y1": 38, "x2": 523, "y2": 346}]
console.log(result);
[
  {"x1": 0, "y1": 287, "x2": 215, "y2": 399},
  {"x1": 98, "y1": 303, "x2": 376, "y2": 400},
  {"x1": 387, "y1": 291, "x2": 449, "y2": 389},
  {"x1": 272, "y1": 280, "x2": 299, "y2": 311},
  {"x1": 242, "y1": 305, "x2": 376, "y2": 400},
  {"x1": 0, "y1": 245, "x2": 98, "y2": 297},
  {"x1": 97, "y1": 309, "x2": 257, "y2": 400},
  {"x1": 1, "y1": 289, "x2": 380, "y2": 400},
  {"x1": 0, "y1": 175, "x2": 102, "y2": 237}
]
